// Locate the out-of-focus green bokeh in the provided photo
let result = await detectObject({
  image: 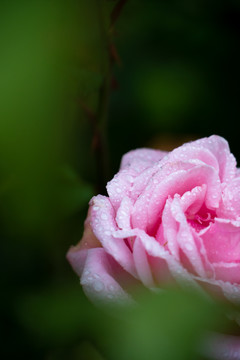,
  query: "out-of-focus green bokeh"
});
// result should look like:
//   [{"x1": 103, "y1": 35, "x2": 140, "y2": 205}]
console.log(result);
[{"x1": 1, "y1": 0, "x2": 240, "y2": 359}]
